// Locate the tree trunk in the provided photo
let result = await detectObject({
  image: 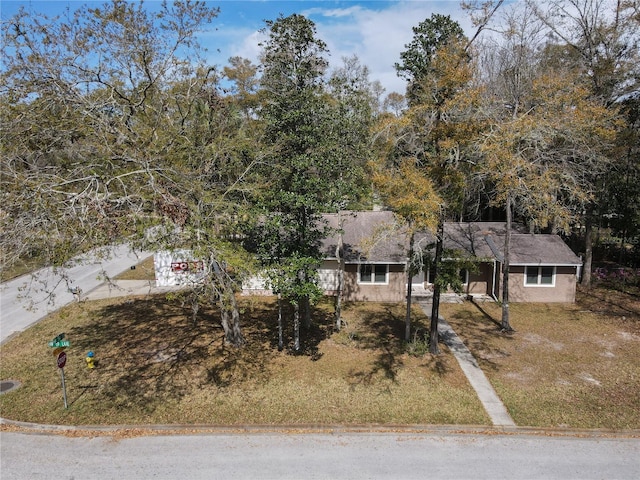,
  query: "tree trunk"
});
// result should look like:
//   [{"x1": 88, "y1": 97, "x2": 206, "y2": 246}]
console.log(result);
[
  {"x1": 582, "y1": 207, "x2": 593, "y2": 287},
  {"x1": 293, "y1": 302, "x2": 300, "y2": 352},
  {"x1": 228, "y1": 293, "x2": 244, "y2": 344},
  {"x1": 429, "y1": 220, "x2": 444, "y2": 355},
  {"x1": 335, "y1": 221, "x2": 344, "y2": 332},
  {"x1": 219, "y1": 286, "x2": 245, "y2": 347},
  {"x1": 501, "y1": 194, "x2": 513, "y2": 332},
  {"x1": 405, "y1": 231, "x2": 415, "y2": 342},
  {"x1": 302, "y1": 295, "x2": 311, "y2": 329},
  {"x1": 212, "y1": 259, "x2": 245, "y2": 347},
  {"x1": 277, "y1": 293, "x2": 284, "y2": 351}
]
